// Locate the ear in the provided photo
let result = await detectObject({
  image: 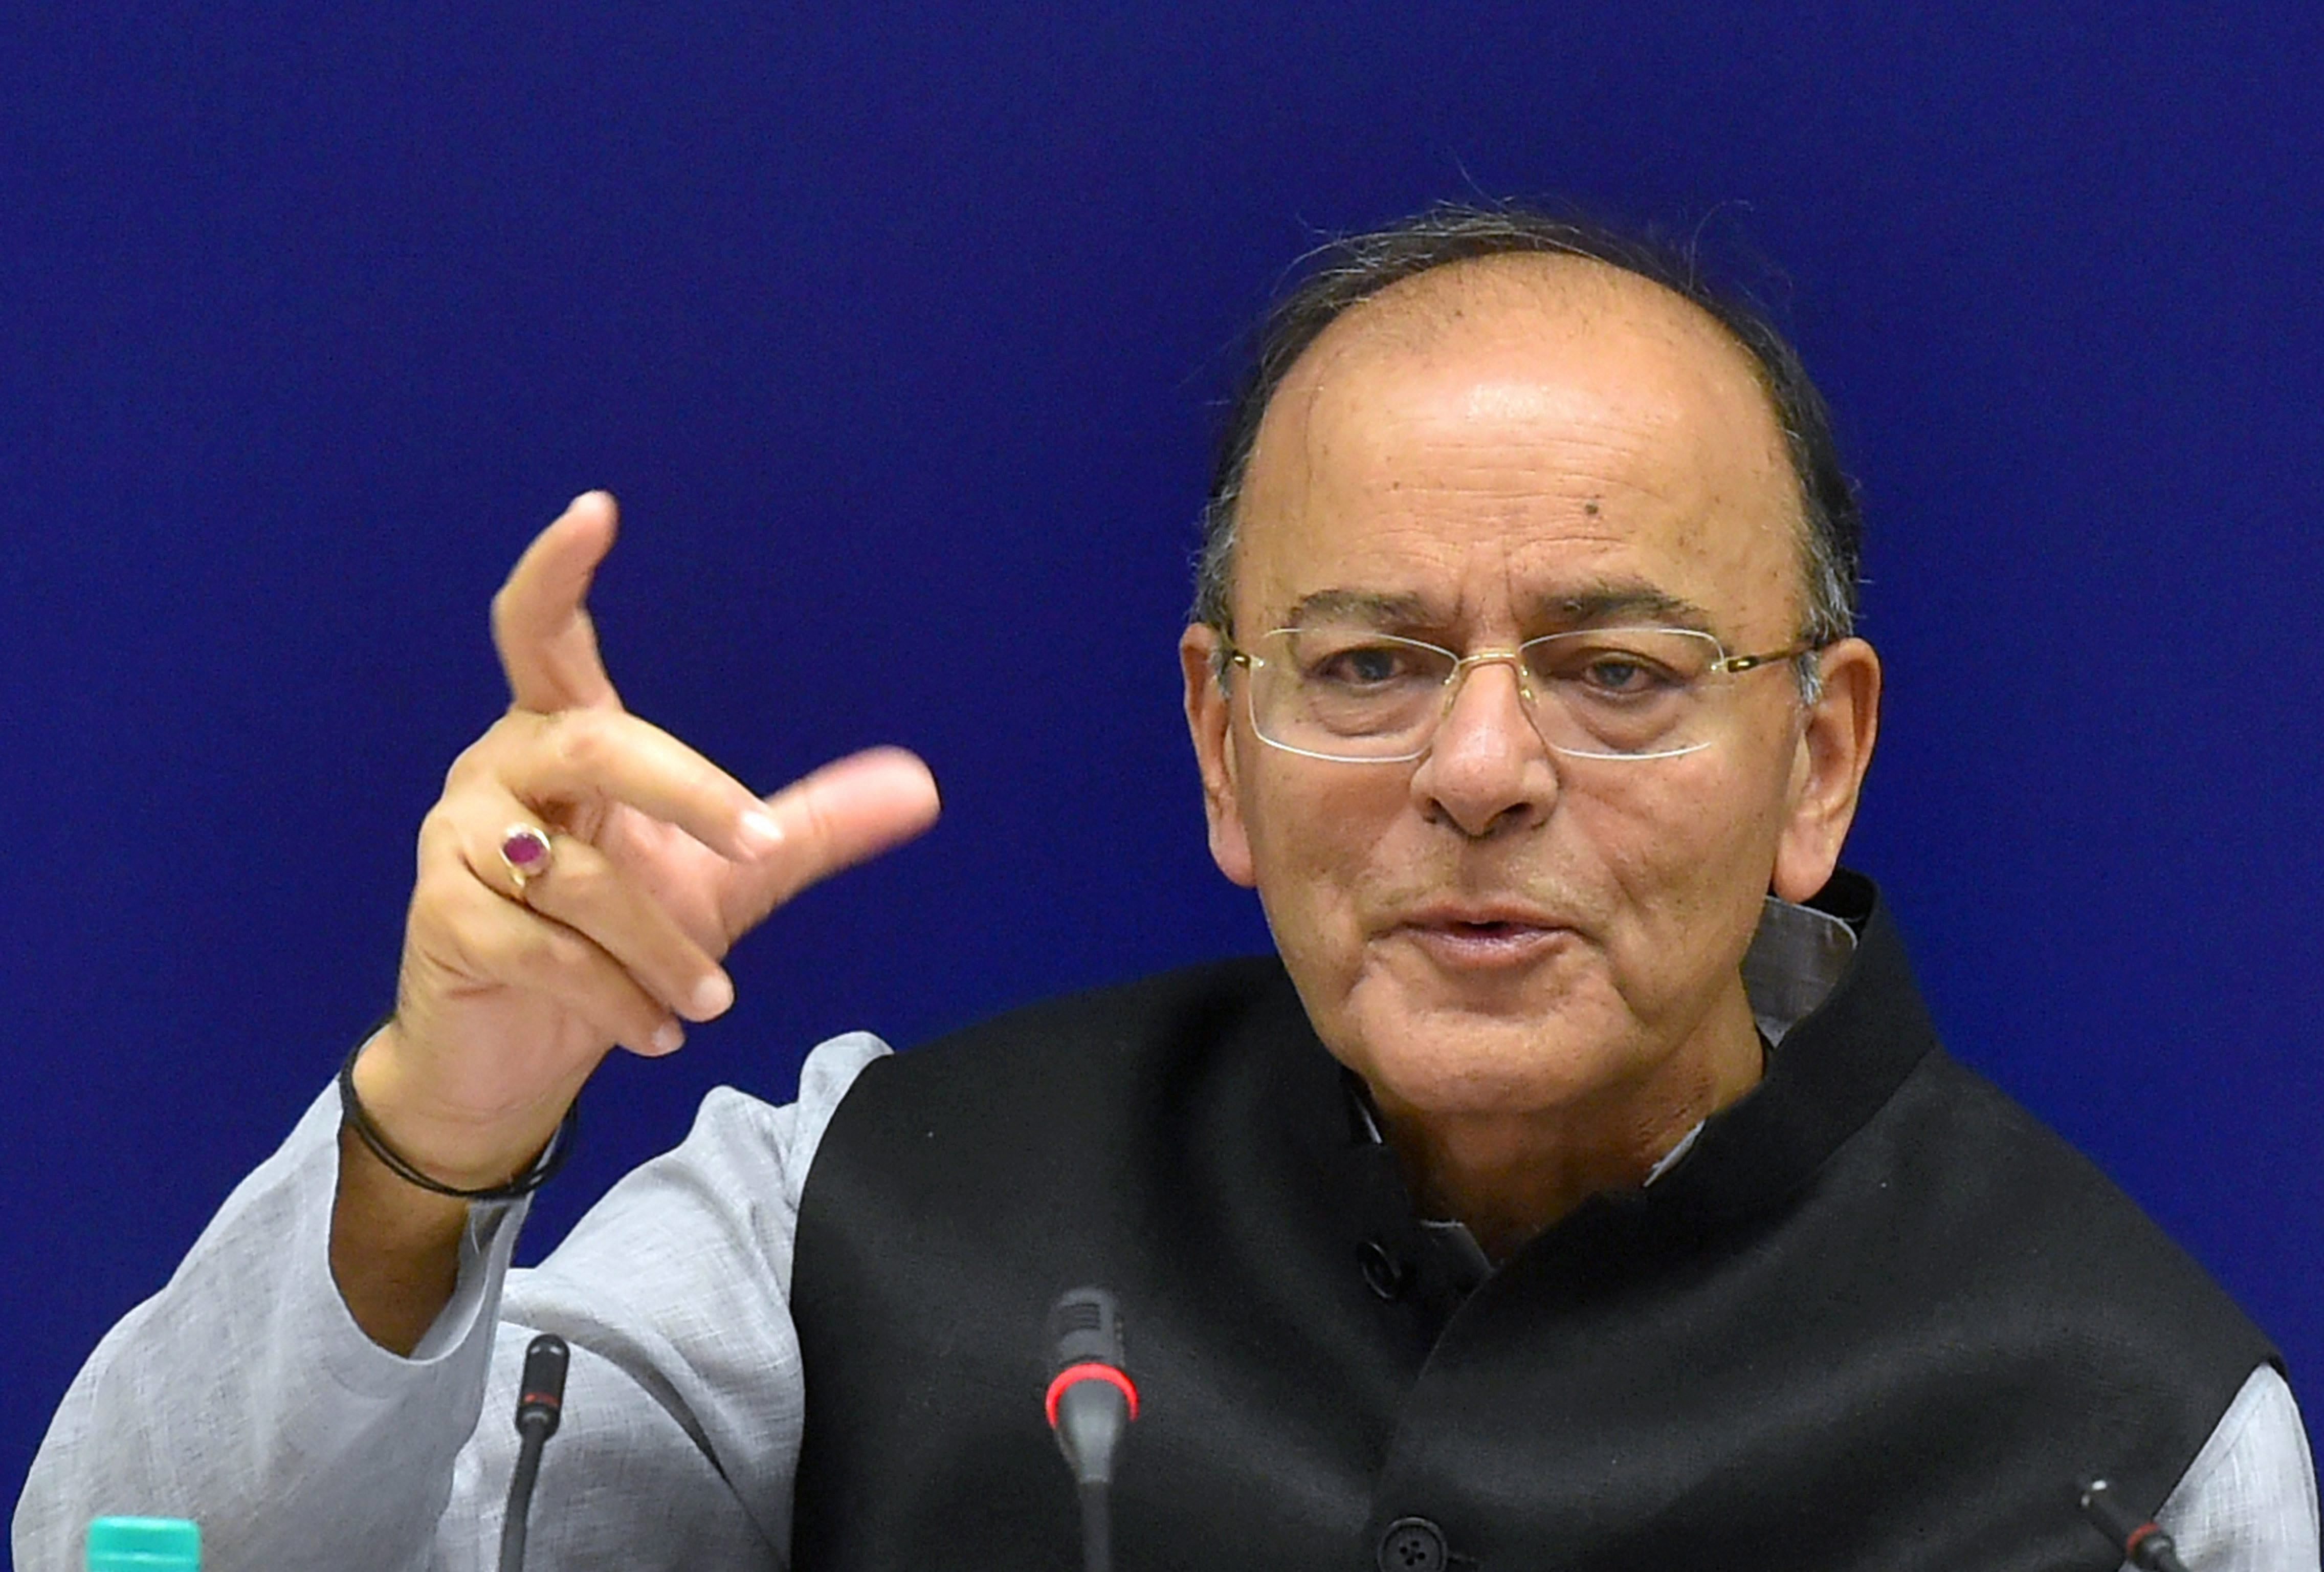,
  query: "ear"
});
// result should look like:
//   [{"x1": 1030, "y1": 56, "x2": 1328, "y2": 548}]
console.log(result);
[
  {"x1": 1772, "y1": 638, "x2": 1882, "y2": 902},
  {"x1": 1181, "y1": 624, "x2": 1257, "y2": 888}
]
